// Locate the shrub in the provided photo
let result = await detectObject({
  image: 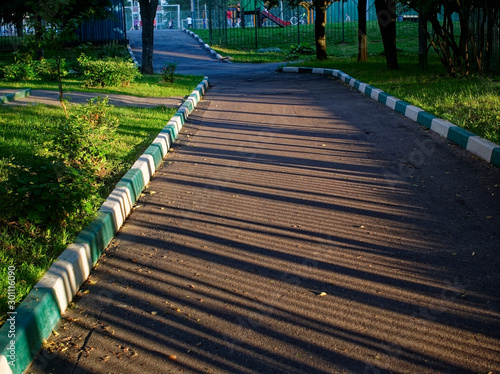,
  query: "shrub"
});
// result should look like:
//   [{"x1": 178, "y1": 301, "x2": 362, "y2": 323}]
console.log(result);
[
  {"x1": 34, "y1": 58, "x2": 68, "y2": 81},
  {"x1": 286, "y1": 43, "x2": 316, "y2": 60},
  {"x1": 160, "y1": 62, "x2": 177, "y2": 83},
  {"x1": 0, "y1": 97, "x2": 118, "y2": 227},
  {"x1": 77, "y1": 53, "x2": 141, "y2": 87},
  {"x1": 1, "y1": 63, "x2": 37, "y2": 81},
  {"x1": 289, "y1": 44, "x2": 315, "y2": 55},
  {"x1": 96, "y1": 43, "x2": 130, "y2": 59}
]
